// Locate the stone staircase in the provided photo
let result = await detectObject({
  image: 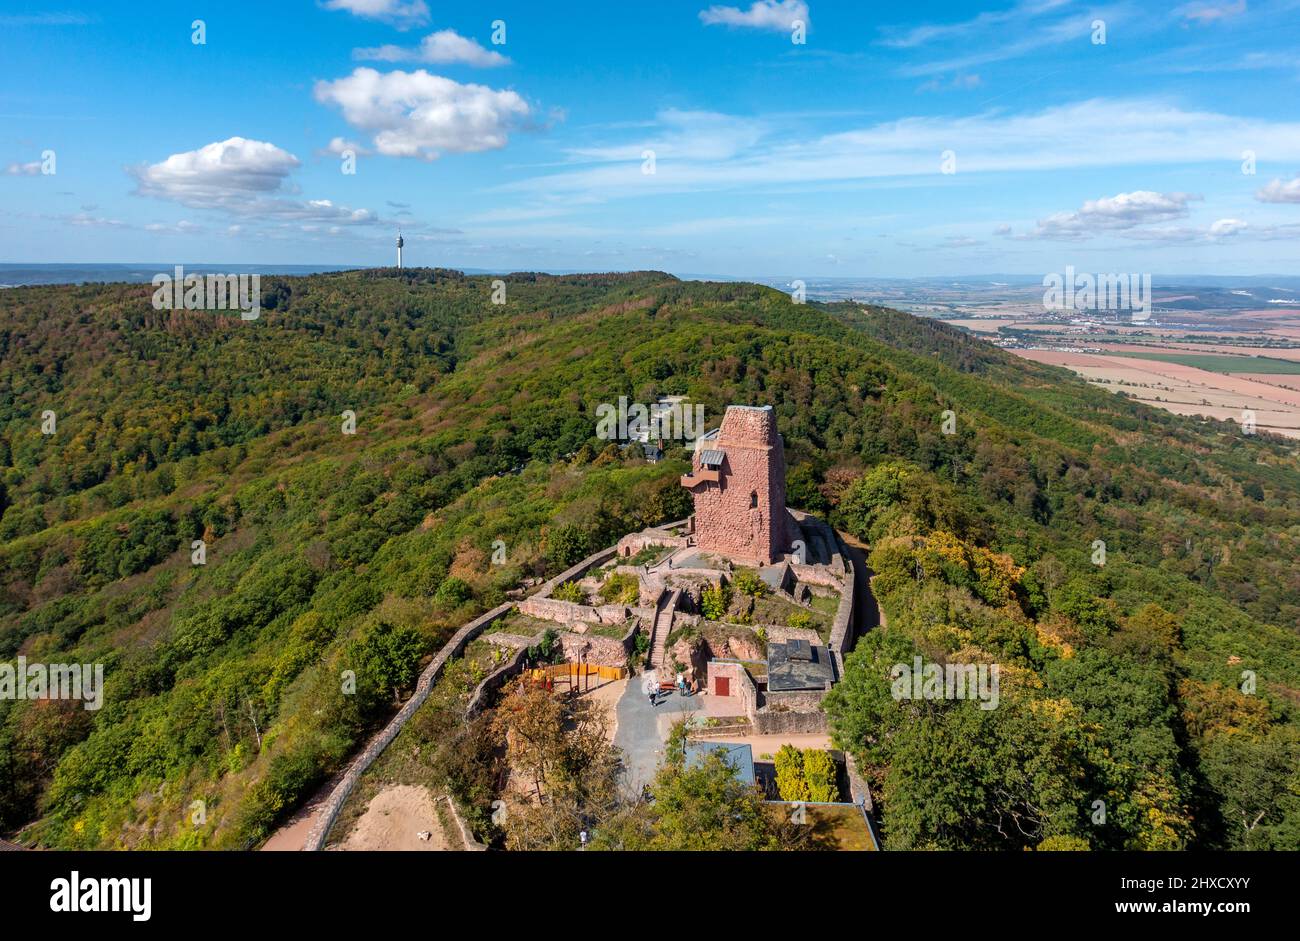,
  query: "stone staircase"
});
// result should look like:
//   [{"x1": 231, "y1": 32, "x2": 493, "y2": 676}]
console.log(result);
[{"x1": 649, "y1": 588, "x2": 680, "y2": 672}]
